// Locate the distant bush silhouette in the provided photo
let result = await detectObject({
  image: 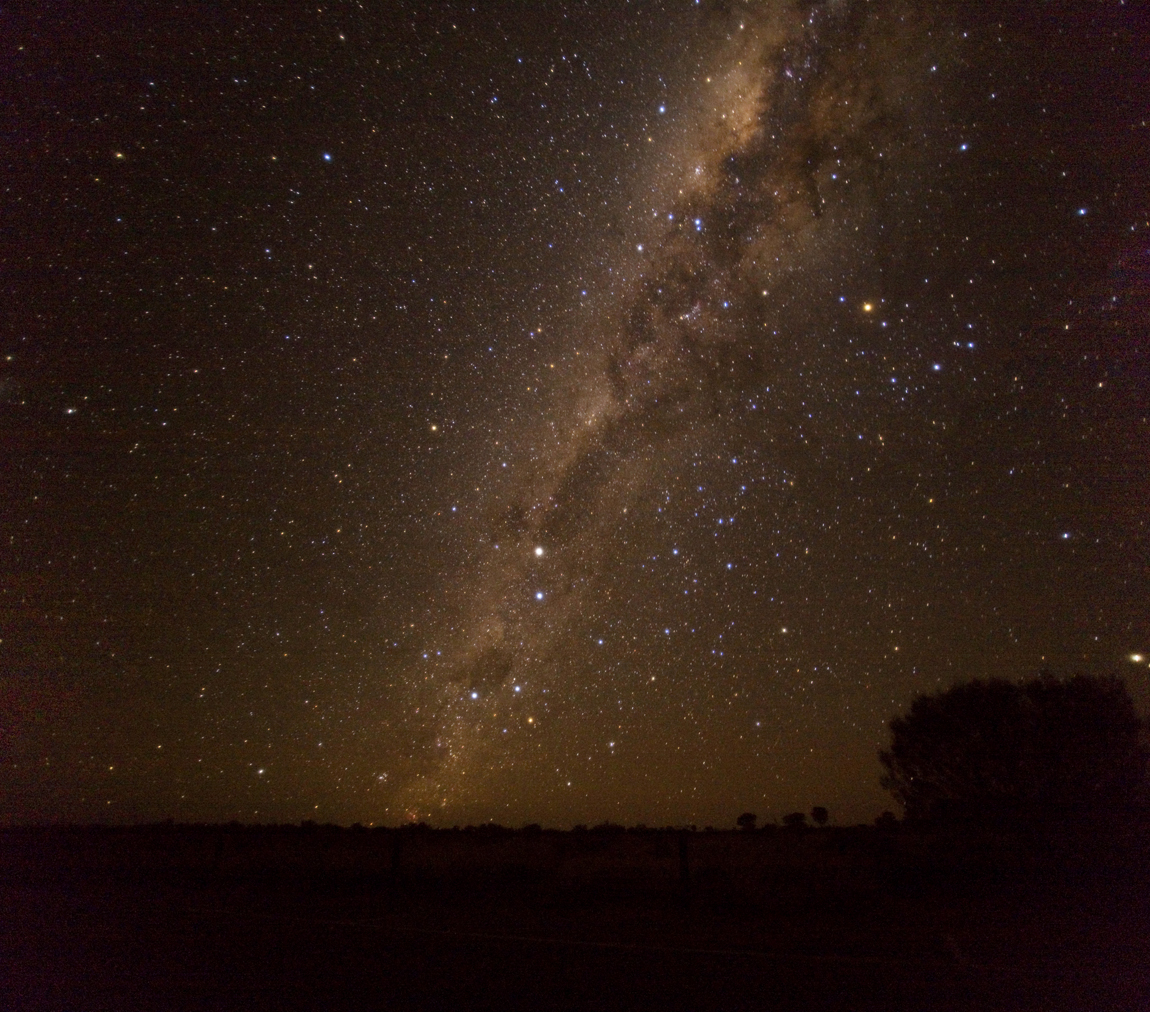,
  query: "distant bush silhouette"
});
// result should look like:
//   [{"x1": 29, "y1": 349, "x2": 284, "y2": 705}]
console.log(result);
[
  {"x1": 811, "y1": 807, "x2": 828, "y2": 827},
  {"x1": 782, "y1": 812, "x2": 807, "y2": 830},
  {"x1": 880, "y1": 672, "x2": 1147, "y2": 827},
  {"x1": 736, "y1": 812, "x2": 757, "y2": 832}
]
